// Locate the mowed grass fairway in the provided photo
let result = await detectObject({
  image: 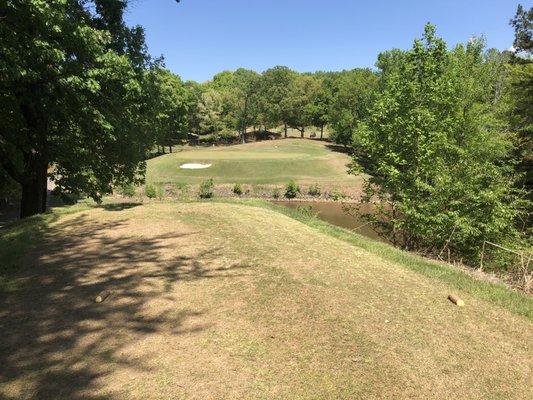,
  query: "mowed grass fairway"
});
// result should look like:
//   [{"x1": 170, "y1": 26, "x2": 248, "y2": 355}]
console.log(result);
[
  {"x1": 146, "y1": 139, "x2": 361, "y2": 186},
  {"x1": 1, "y1": 202, "x2": 532, "y2": 399}
]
